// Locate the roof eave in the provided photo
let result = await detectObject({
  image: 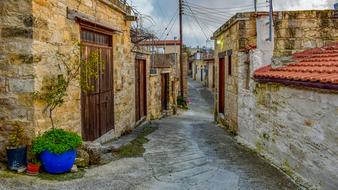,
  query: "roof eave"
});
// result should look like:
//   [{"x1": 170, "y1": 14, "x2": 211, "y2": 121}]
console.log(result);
[{"x1": 254, "y1": 77, "x2": 338, "y2": 91}]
